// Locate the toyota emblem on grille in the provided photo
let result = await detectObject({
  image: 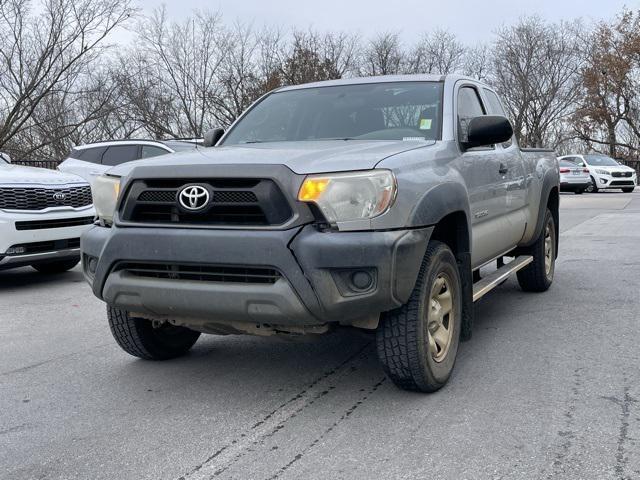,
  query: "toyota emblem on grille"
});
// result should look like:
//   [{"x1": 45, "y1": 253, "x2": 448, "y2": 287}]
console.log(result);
[
  {"x1": 178, "y1": 185, "x2": 210, "y2": 211},
  {"x1": 53, "y1": 192, "x2": 66, "y2": 202}
]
